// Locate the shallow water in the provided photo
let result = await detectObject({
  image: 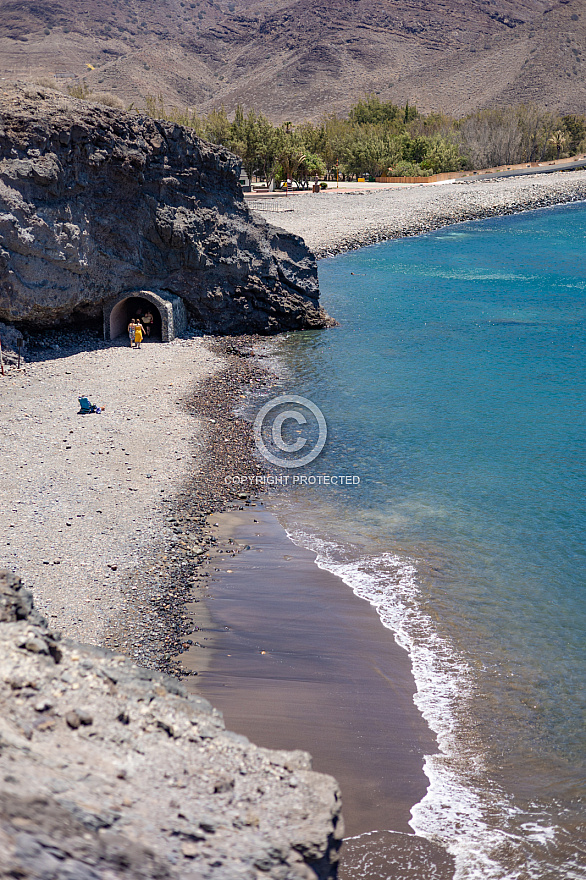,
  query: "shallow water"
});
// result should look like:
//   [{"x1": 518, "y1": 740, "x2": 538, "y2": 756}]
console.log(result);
[{"x1": 261, "y1": 203, "x2": 586, "y2": 879}]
